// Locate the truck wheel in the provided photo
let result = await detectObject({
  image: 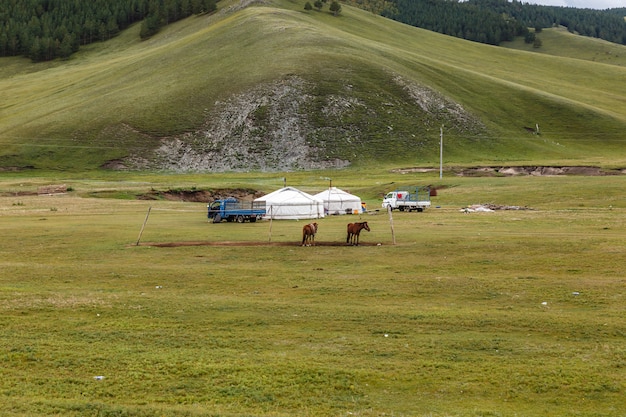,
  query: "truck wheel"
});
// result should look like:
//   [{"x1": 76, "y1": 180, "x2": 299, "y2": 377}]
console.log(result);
[
  {"x1": 250, "y1": 217, "x2": 257, "y2": 223},
  {"x1": 213, "y1": 214, "x2": 222, "y2": 223},
  {"x1": 417, "y1": 207, "x2": 423, "y2": 212},
  {"x1": 399, "y1": 206, "x2": 405, "y2": 212},
  {"x1": 236, "y1": 215, "x2": 245, "y2": 223}
]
